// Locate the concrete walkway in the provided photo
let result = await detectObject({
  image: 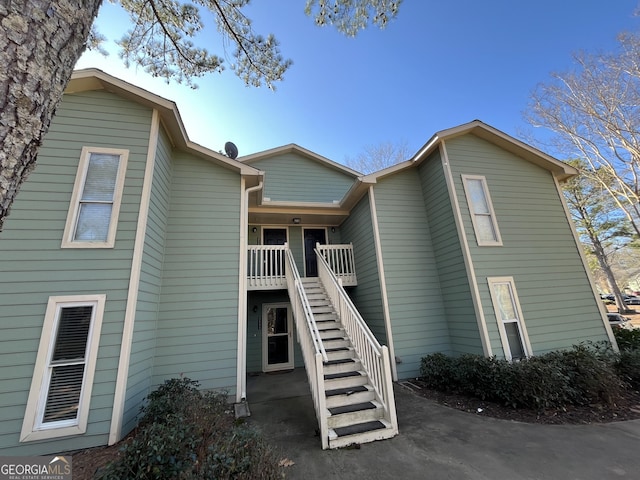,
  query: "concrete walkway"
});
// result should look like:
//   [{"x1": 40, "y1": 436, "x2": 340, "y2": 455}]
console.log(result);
[{"x1": 246, "y1": 368, "x2": 640, "y2": 480}]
